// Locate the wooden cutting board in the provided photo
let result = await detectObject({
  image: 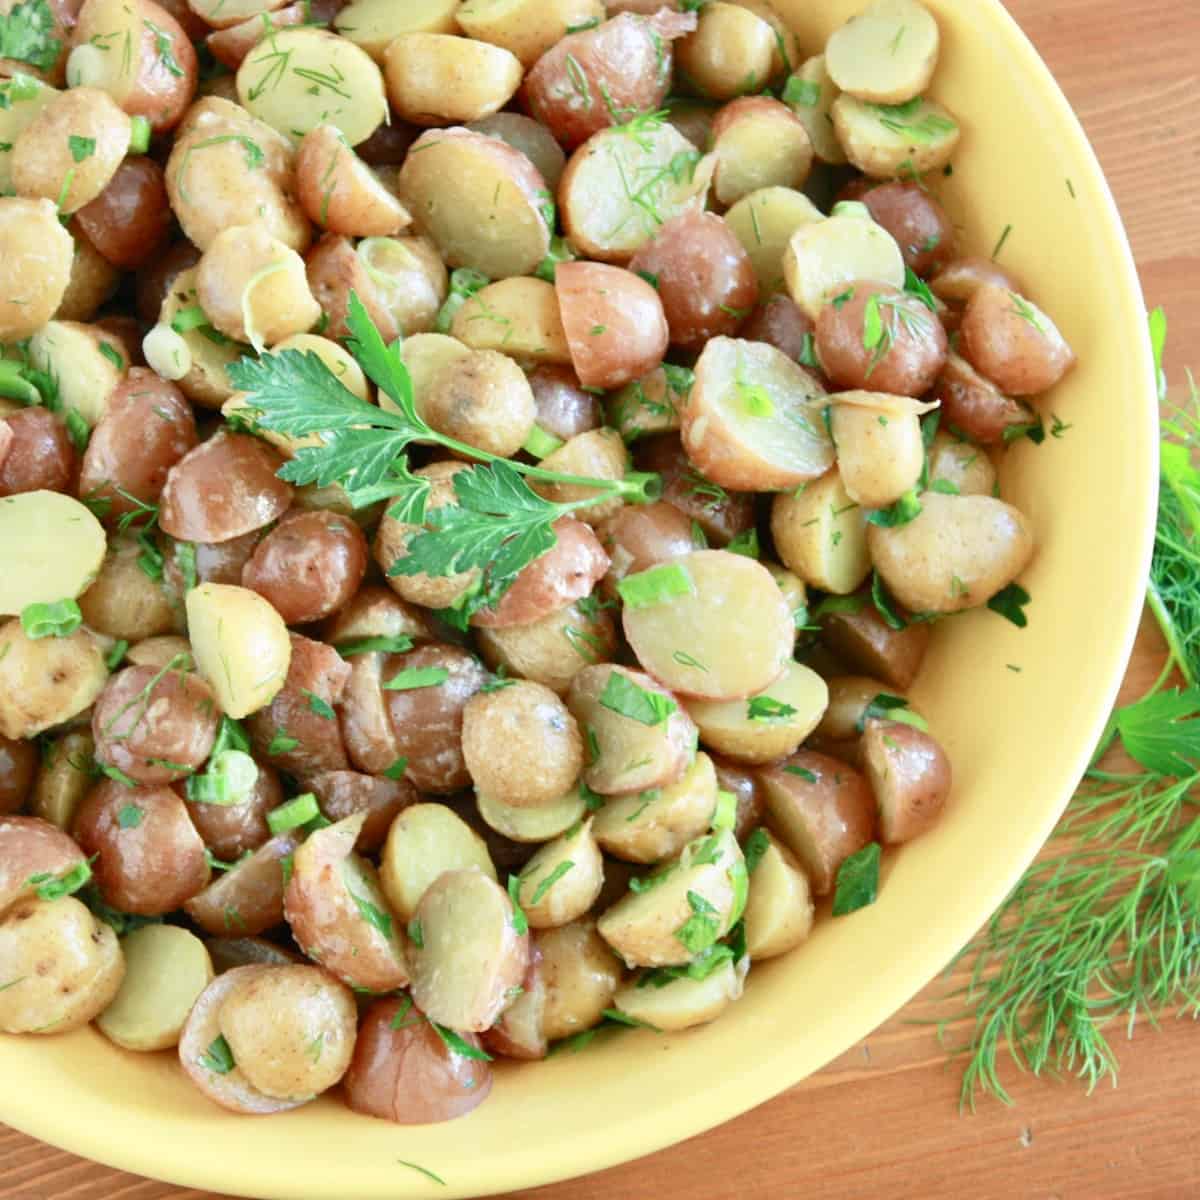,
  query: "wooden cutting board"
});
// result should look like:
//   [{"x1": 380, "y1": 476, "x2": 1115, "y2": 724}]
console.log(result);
[{"x1": 3, "y1": 0, "x2": 1199, "y2": 1196}]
